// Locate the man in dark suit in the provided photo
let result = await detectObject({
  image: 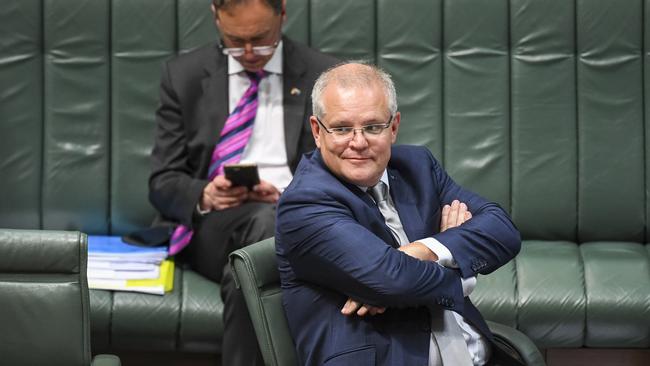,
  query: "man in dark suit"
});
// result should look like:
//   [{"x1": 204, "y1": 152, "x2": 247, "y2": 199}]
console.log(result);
[
  {"x1": 148, "y1": 0, "x2": 337, "y2": 364},
  {"x1": 276, "y1": 63, "x2": 523, "y2": 365}
]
